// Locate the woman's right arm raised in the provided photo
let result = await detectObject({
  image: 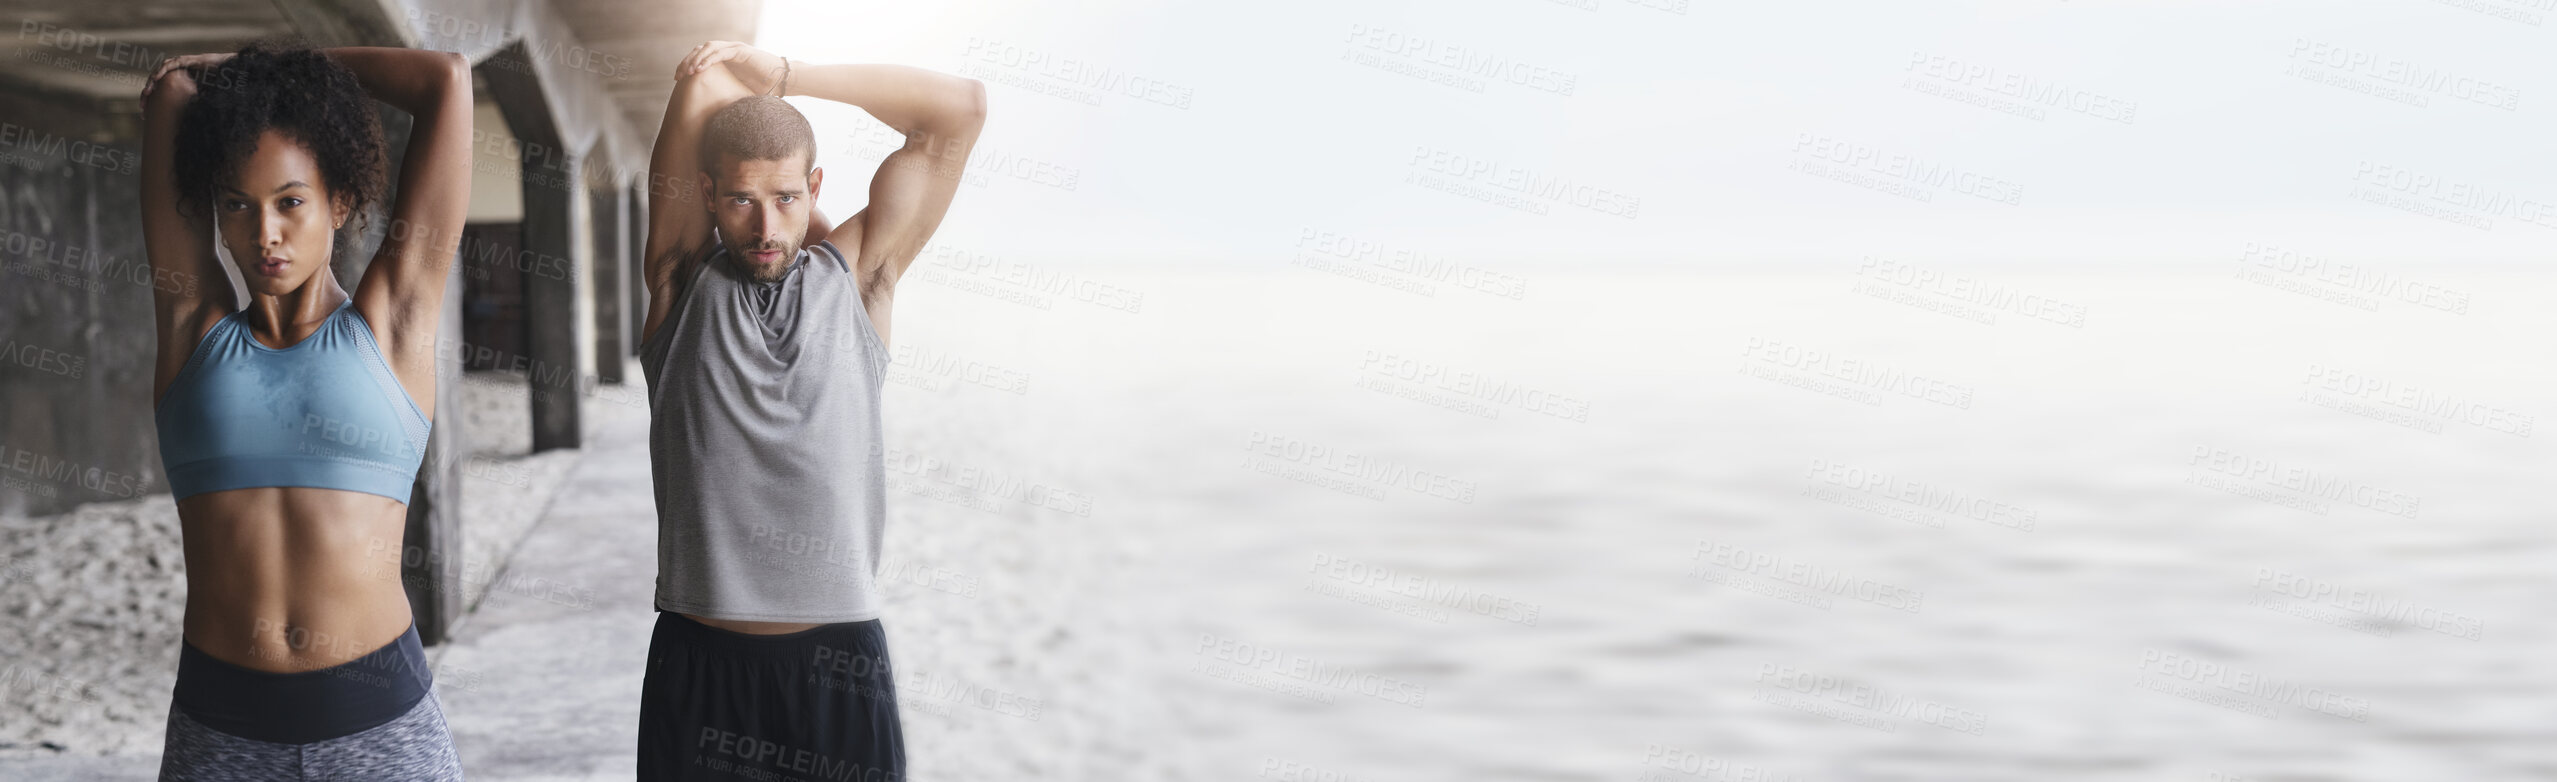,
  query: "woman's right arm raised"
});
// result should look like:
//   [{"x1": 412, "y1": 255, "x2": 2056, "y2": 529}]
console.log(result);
[{"x1": 140, "y1": 60, "x2": 237, "y2": 403}]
